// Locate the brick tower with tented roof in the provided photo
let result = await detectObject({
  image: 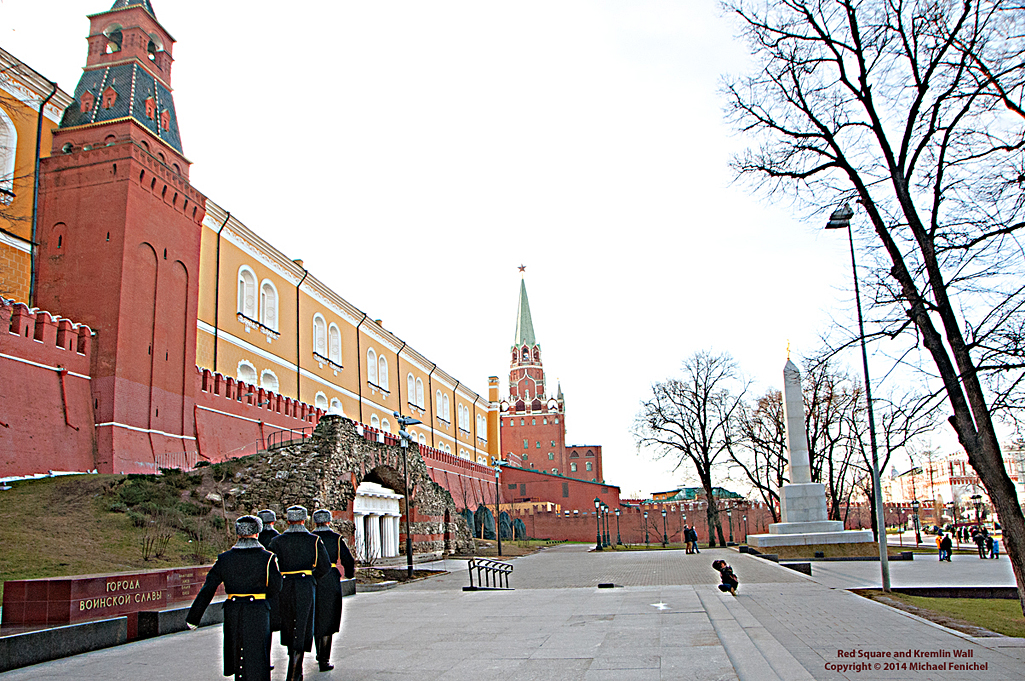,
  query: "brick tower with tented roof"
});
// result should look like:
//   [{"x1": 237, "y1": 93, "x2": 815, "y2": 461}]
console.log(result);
[
  {"x1": 499, "y1": 268, "x2": 571, "y2": 475},
  {"x1": 33, "y1": 0, "x2": 207, "y2": 473}
]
